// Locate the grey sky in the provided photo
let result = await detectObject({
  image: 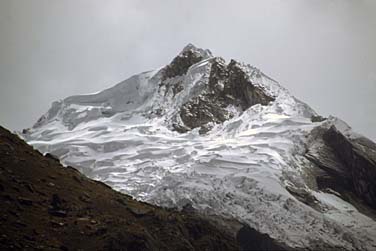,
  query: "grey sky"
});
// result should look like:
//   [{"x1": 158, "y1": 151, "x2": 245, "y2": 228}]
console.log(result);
[{"x1": 0, "y1": 0, "x2": 375, "y2": 140}]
